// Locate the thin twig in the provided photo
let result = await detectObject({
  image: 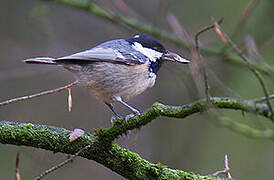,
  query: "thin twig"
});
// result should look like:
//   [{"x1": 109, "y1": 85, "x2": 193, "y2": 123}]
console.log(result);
[
  {"x1": 0, "y1": 81, "x2": 79, "y2": 107},
  {"x1": 112, "y1": 0, "x2": 143, "y2": 20},
  {"x1": 194, "y1": 18, "x2": 224, "y2": 103},
  {"x1": 167, "y1": 15, "x2": 239, "y2": 98},
  {"x1": 232, "y1": 0, "x2": 260, "y2": 39},
  {"x1": 195, "y1": 18, "x2": 224, "y2": 51},
  {"x1": 243, "y1": 35, "x2": 274, "y2": 76},
  {"x1": 208, "y1": 154, "x2": 232, "y2": 178},
  {"x1": 166, "y1": 13, "x2": 188, "y2": 43},
  {"x1": 239, "y1": 0, "x2": 260, "y2": 25},
  {"x1": 67, "y1": 87, "x2": 72, "y2": 112},
  {"x1": 224, "y1": 155, "x2": 232, "y2": 179},
  {"x1": 212, "y1": 19, "x2": 273, "y2": 116},
  {"x1": 34, "y1": 141, "x2": 95, "y2": 180},
  {"x1": 220, "y1": 0, "x2": 261, "y2": 53},
  {"x1": 252, "y1": 94, "x2": 274, "y2": 103},
  {"x1": 15, "y1": 152, "x2": 21, "y2": 180},
  {"x1": 167, "y1": 12, "x2": 204, "y2": 98}
]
